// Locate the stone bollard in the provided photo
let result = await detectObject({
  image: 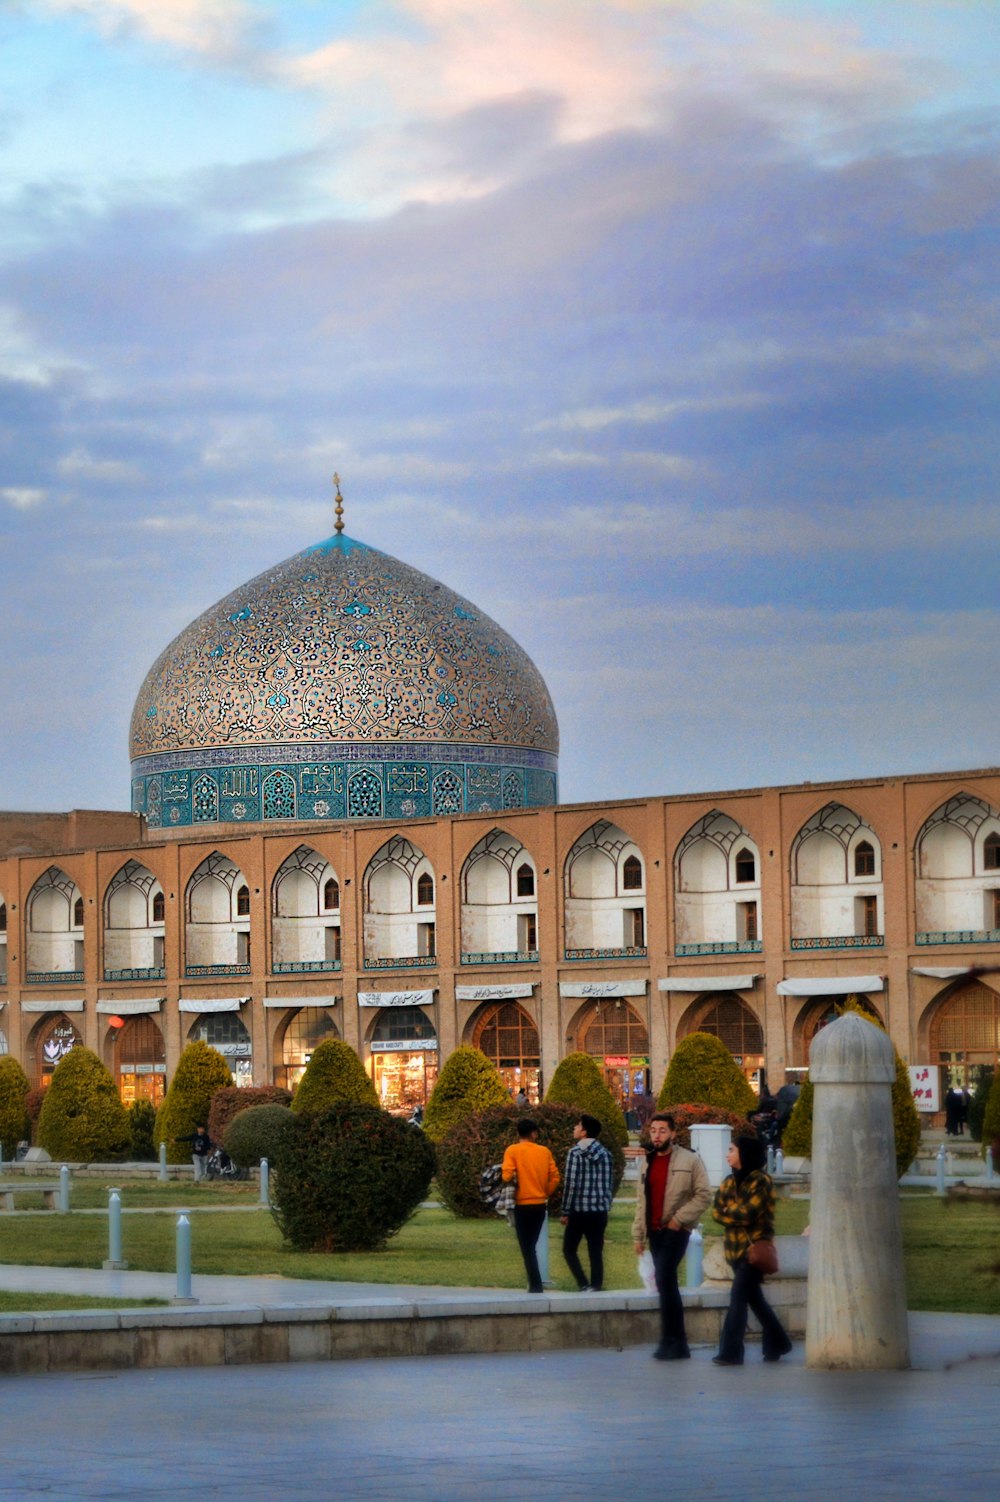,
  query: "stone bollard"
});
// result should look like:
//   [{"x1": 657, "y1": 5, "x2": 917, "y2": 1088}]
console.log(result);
[
  {"x1": 259, "y1": 1157, "x2": 270, "y2": 1208},
  {"x1": 766, "y1": 1144, "x2": 776, "y2": 1174},
  {"x1": 103, "y1": 1189, "x2": 128, "y2": 1269},
  {"x1": 935, "y1": 1144, "x2": 947, "y2": 1197},
  {"x1": 806, "y1": 1012, "x2": 909, "y2": 1370},
  {"x1": 174, "y1": 1214, "x2": 197, "y2": 1304},
  {"x1": 58, "y1": 1164, "x2": 71, "y2": 1214},
  {"x1": 775, "y1": 1148, "x2": 784, "y2": 1176},
  {"x1": 685, "y1": 1223, "x2": 704, "y2": 1287},
  {"x1": 158, "y1": 1141, "x2": 168, "y2": 1183}
]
